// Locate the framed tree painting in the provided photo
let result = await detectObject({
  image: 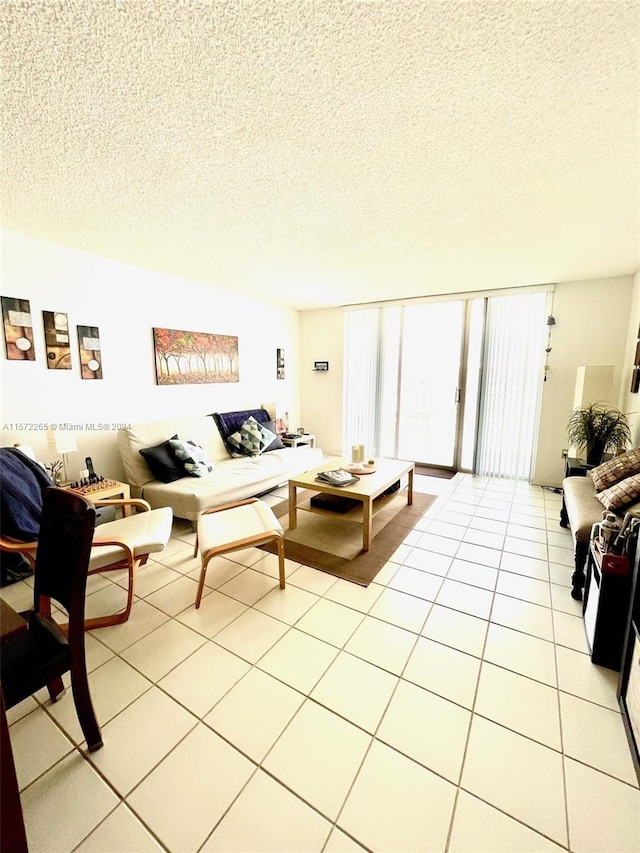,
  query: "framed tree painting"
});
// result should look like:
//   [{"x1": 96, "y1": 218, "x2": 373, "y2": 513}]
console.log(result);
[
  {"x1": 277, "y1": 348, "x2": 285, "y2": 380},
  {"x1": 2, "y1": 296, "x2": 35, "y2": 360},
  {"x1": 153, "y1": 327, "x2": 239, "y2": 385}
]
